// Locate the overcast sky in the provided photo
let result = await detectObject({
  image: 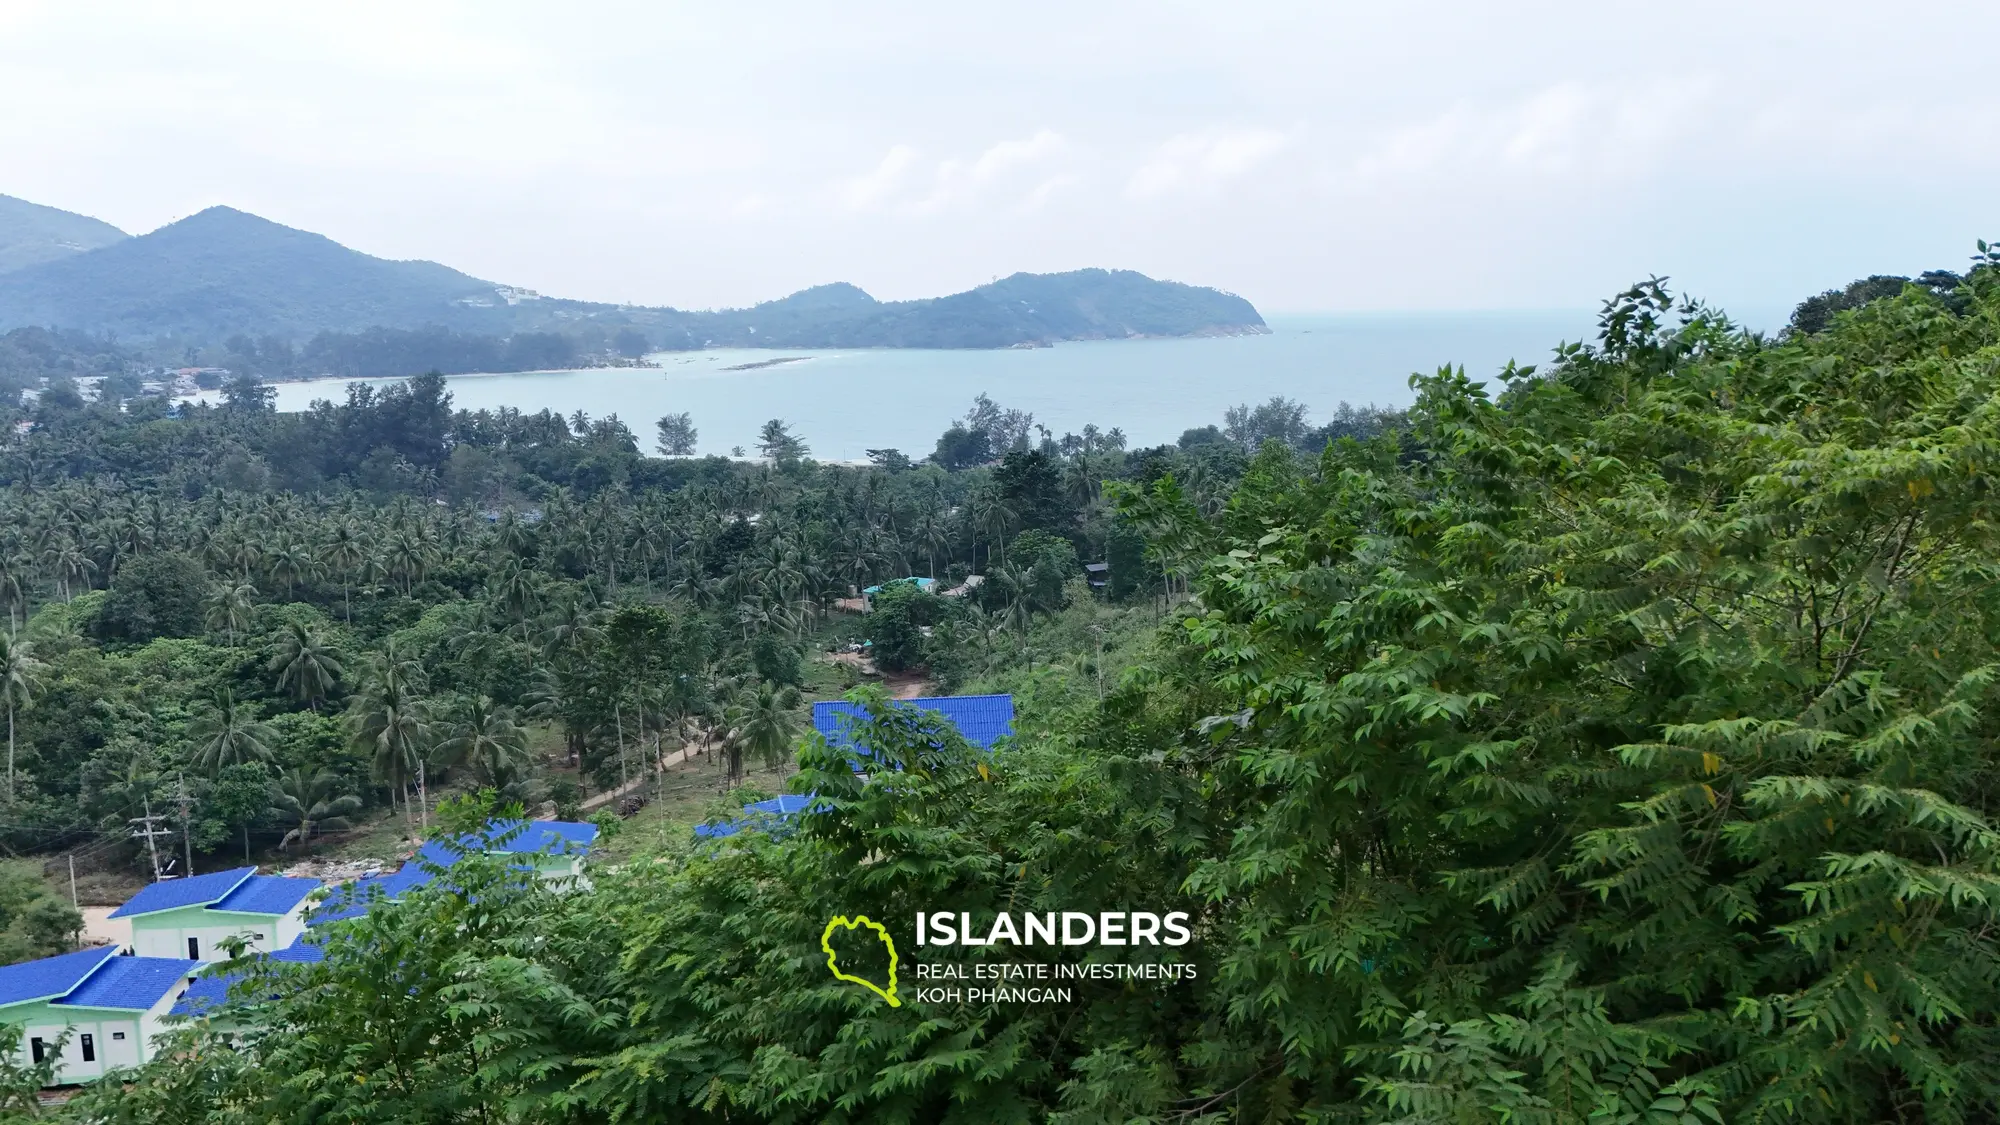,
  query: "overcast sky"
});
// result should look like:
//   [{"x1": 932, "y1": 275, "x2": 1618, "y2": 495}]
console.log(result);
[{"x1": 2, "y1": 1, "x2": 1995, "y2": 318}]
